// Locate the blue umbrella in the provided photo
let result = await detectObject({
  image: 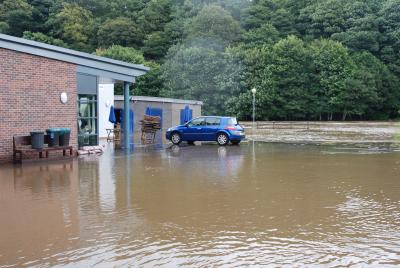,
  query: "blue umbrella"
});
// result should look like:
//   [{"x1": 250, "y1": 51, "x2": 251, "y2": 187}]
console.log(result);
[
  {"x1": 130, "y1": 109, "x2": 134, "y2": 132},
  {"x1": 108, "y1": 106, "x2": 116, "y2": 124},
  {"x1": 184, "y1": 105, "x2": 191, "y2": 122},
  {"x1": 121, "y1": 109, "x2": 134, "y2": 132}
]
